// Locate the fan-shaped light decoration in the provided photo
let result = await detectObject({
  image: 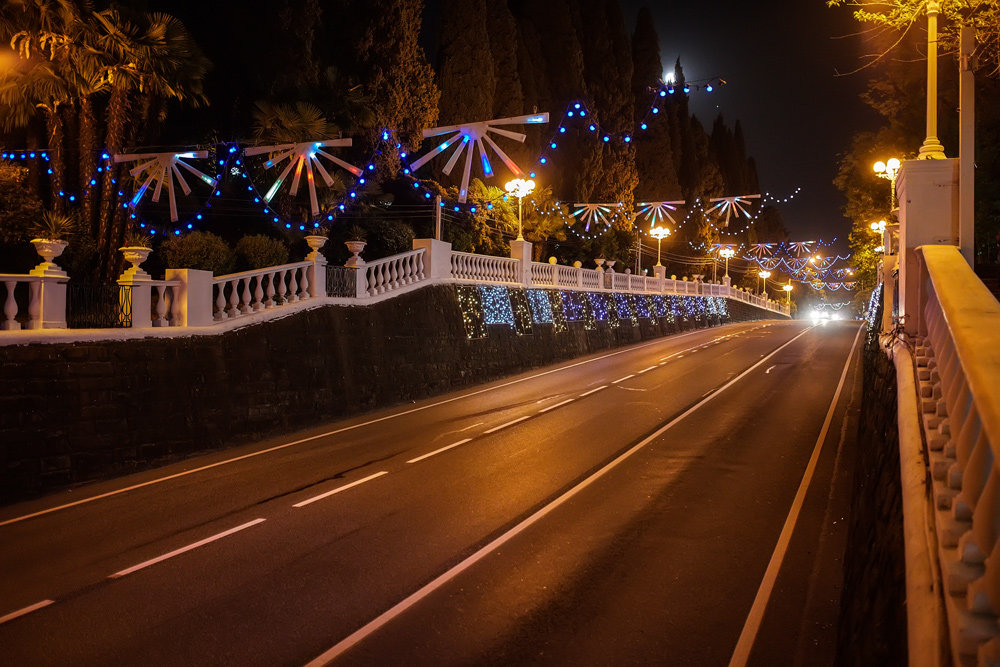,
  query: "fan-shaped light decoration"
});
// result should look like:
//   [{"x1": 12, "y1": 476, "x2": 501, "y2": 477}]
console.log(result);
[
  {"x1": 706, "y1": 194, "x2": 761, "y2": 226},
  {"x1": 244, "y1": 138, "x2": 361, "y2": 217},
  {"x1": 571, "y1": 203, "x2": 625, "y2": 231},
  {"x1": 786, "y1": 241, "x2": 815, "y2": 256},
  {"x1": 636, "y1": 200, "x2": 685, "y2": 228},
  {"x1": 114, "y1": 151, "x2": 217, "y2": 222},
  {"x1": 747, "y1": 243, "x2": 776, "y2": 259},
  {"x1": 410, "y1": 113, "x2": 549, "y2": 203}
]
